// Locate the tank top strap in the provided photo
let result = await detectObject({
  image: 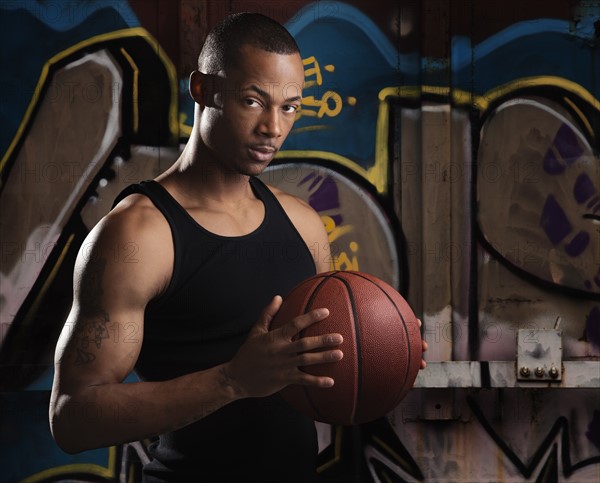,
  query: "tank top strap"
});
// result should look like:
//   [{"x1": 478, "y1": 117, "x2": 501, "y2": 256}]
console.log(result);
[
  {"x1": 112, "y1": 180, "x2": 182, "y2": 221},
  {"x1": 116, "y1": 178, "x2": 273, "y2": 229},
  {"x1": 249, "y1": 175, "x2": 290, "y2": 227},
  {"x1": 249, "y1": 175, "x2": 275, "y2": 205},
  {"x1": 249, "y1": 176, "x2": 308, "y2": 243},
  {"x1": 115, "y1": 177, "x2": 271, "y2": 217}
]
